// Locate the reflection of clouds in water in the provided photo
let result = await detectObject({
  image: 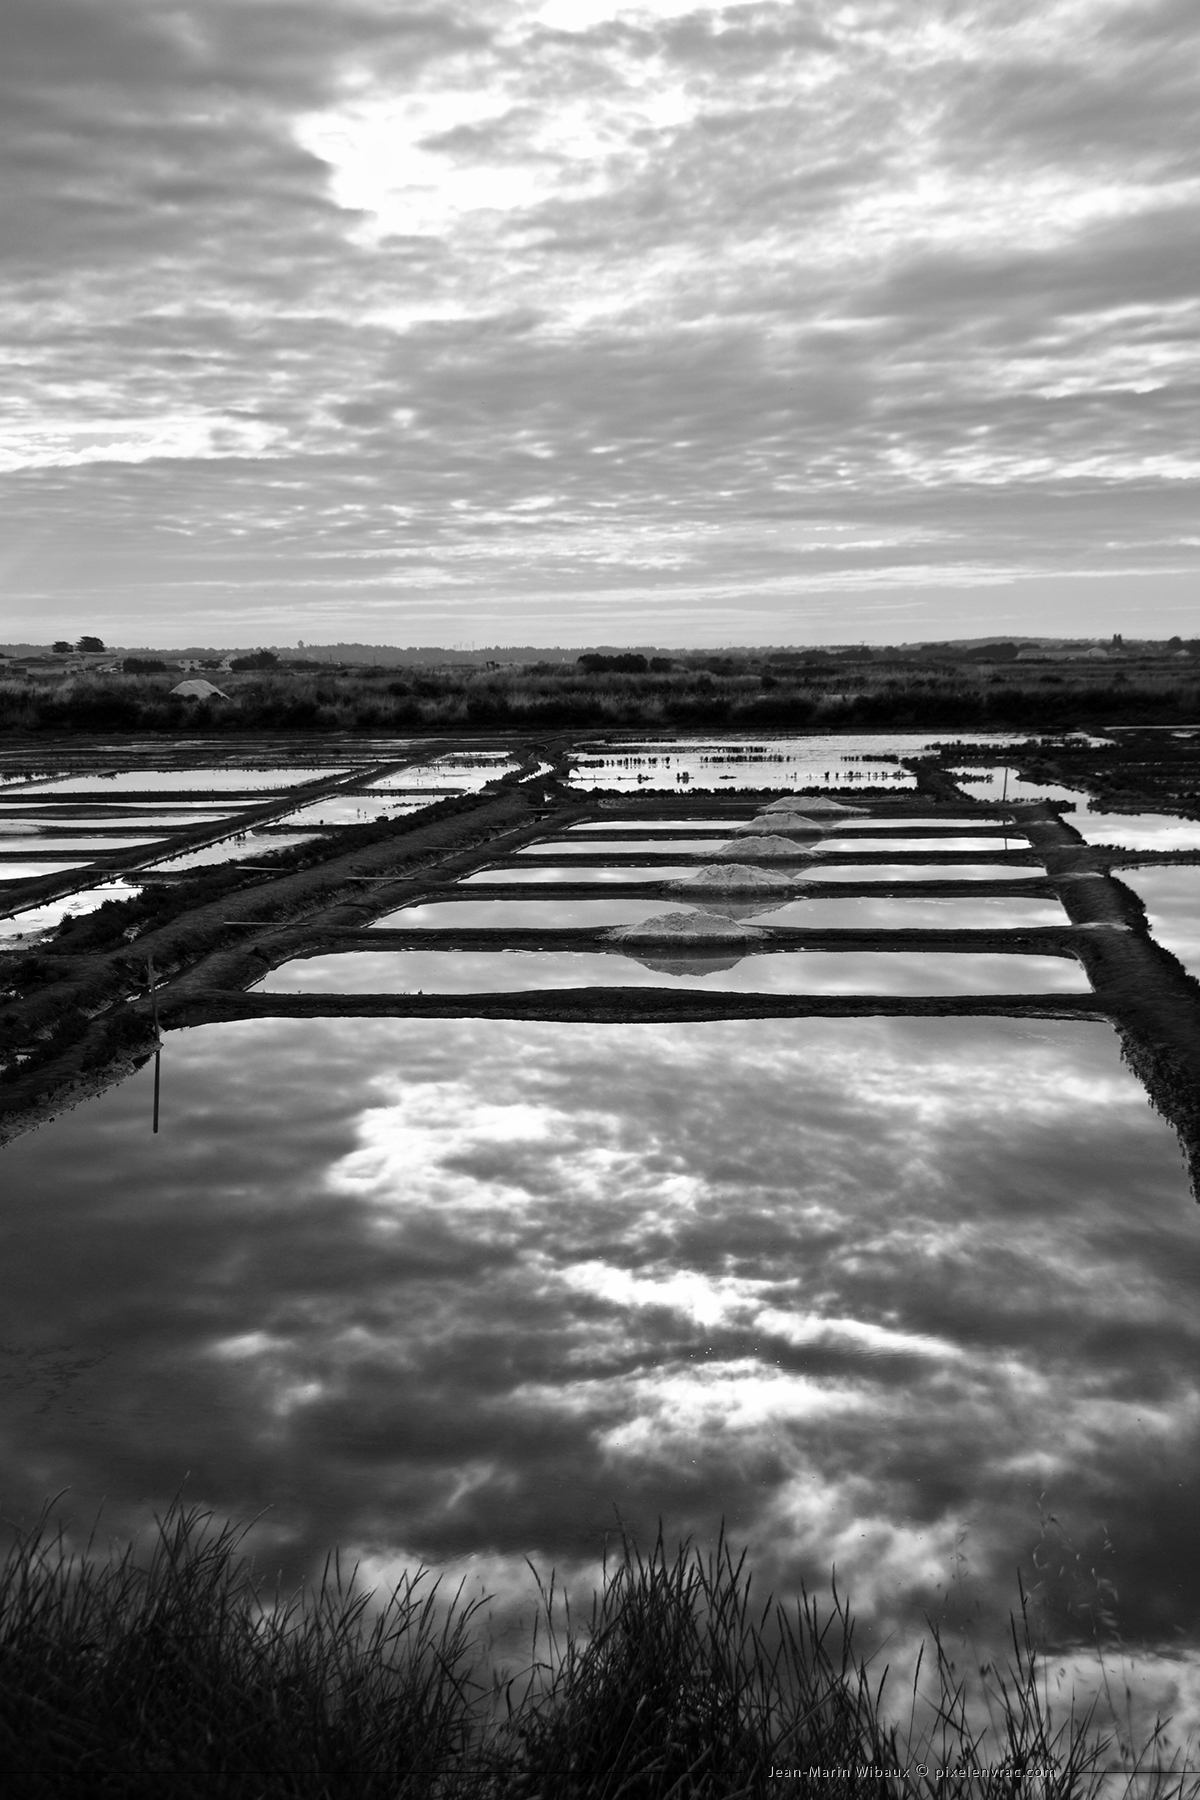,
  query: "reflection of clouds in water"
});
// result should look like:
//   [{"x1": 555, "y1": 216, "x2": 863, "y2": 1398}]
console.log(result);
[{"x1": 0, "y1": 1016, "x2": 1197, "y2": 1671}]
